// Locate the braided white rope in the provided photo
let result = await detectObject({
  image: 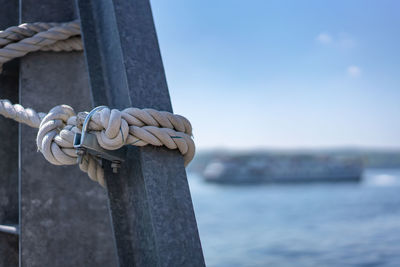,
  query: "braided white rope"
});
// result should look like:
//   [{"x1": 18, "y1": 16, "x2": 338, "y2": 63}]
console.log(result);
[
  {"x1": 0, "y1": 20, "x2": 82, "y2": 72},
  {"x1": 0, "y1": 100, "x2": 195, "y2": 187}
]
